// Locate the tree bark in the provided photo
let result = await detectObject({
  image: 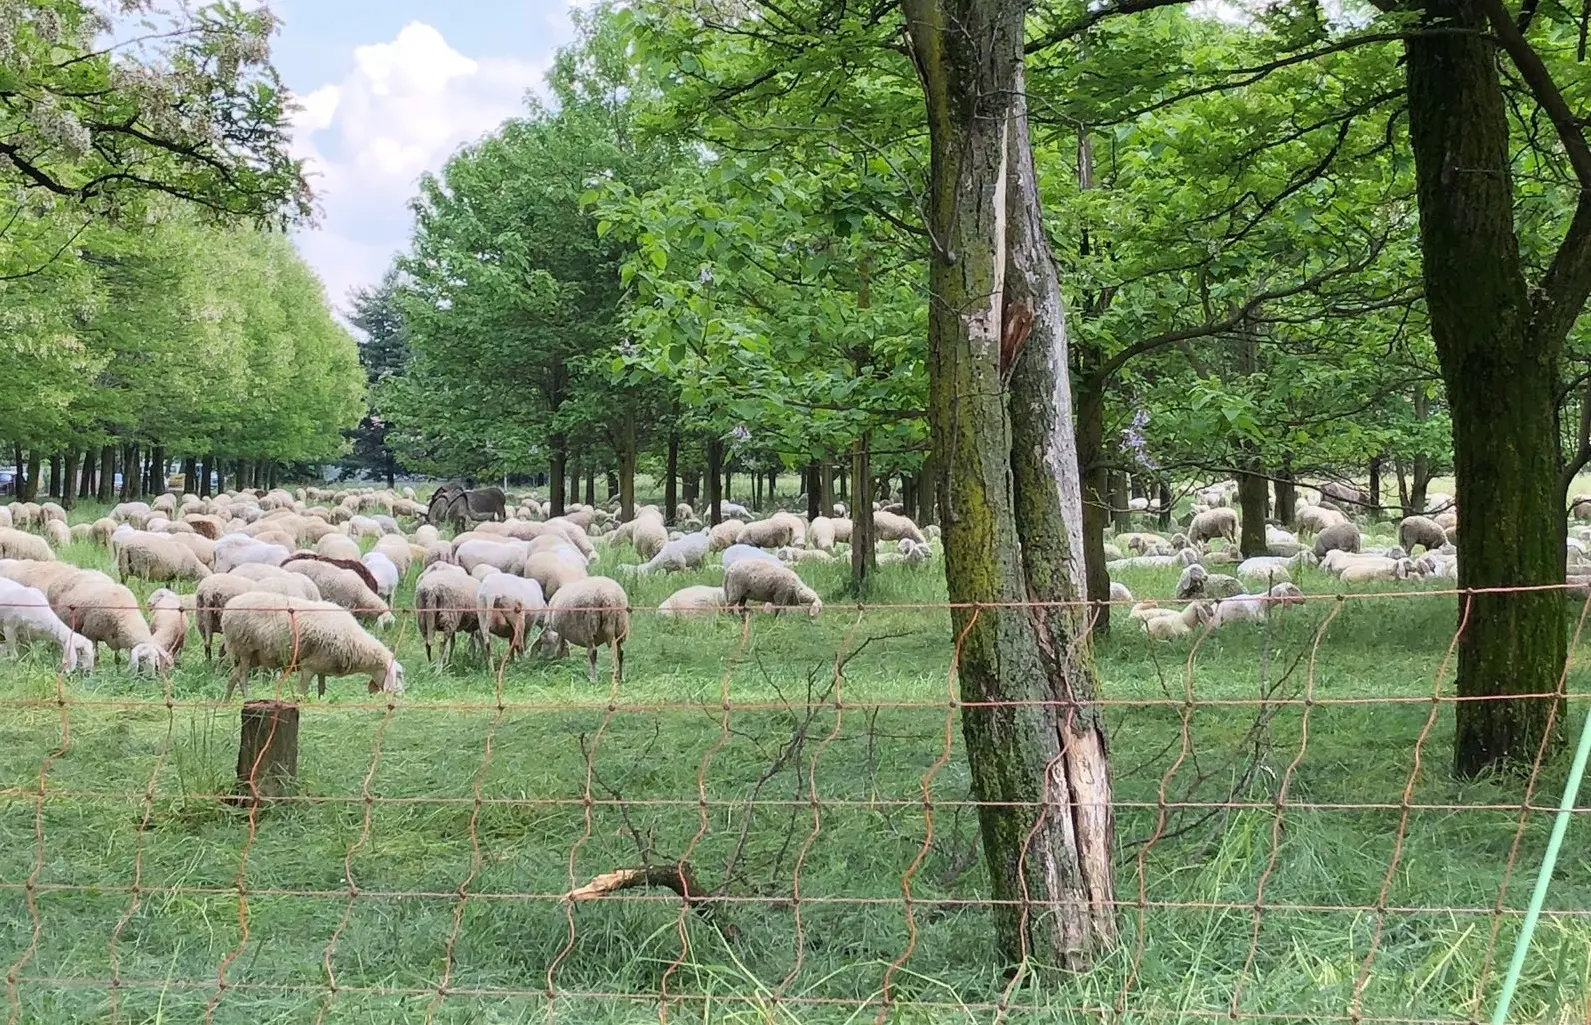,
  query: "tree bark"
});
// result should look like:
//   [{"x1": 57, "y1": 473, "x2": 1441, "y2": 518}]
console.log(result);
[
  {"x1": 549, "y1": 436, "x2": 568, "y2": 518},
  {"x1": 1109, "y1": 471, "x2": 1131, "y2": 533},
  {"x1": 805, "y1": 460, "x2": 821, "y2": 520},
  {"x1": 665, "y1": 431, "x2": 680, "y2": 522},
  {"x1": 617, "y1": 416, "x2": 637, "y2": 523},
  {"x1": 1274, "y1": 464, "x2": 1296, "y2": 528},
  {"x1": 1404, "y1": 0, "x2": 1567, "y2": 775},
  {"x1": 47, "y1": 455, "x2": 61, "y2": 499},
  {"x1": 850, "y1": 433, "x2": 874, "y2": 593},
  {"x1": 1158, "y1": 480, "x2": 1172, "y2": 530},
  {"x1": 181, "y1": 456, "x2": 197, "y2": 495},
  {"x1": 1368, "y1": 455, "x2": 1383, "y2": 519},
  {"x1": 909, "y1": 0, "x2": 1115, "y2": 965},
  {"x1": 1076, "y1": 378, "x2": 1113, "y2": 636},
  {"x1": 818, "y1": 457, "x2": 834, "y2": 514},
  {"x1": 1237, "y1": 469, "x2": 1269, "y2": 558},
  {"x1": 21, "y1": 450, "x2": 40, "y2": 502},
  {"x1": 706, "y1": 438, "x2": 723, "y2": 526},
  {"x1": 234, "y1": 700, "x2": 299, "y2": 804},
  {"x1": 60, "y1": 451, "x2": 79, "y2": 512},
  {"x1": 121, "y1": 444, "x2": 140, "y2": 500},
  {"x1": 199, "y1": 453, "x2": 215, "y2": 499},
  {"x1": 98, "y1": 446, "x2": 116, "y2": 503},
  {"x1": 1409, "y1": 386, "x2": 1433, "y2": 515},
  {"x1": 79, "y1": 447, "x2": 95, "y2": 500},
  {"x1": 151, "y1": 445, "x2": 166, "y2": 494},
  {"x1": 583, "y1": 465, "x2": 595, "y2": 507}
]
